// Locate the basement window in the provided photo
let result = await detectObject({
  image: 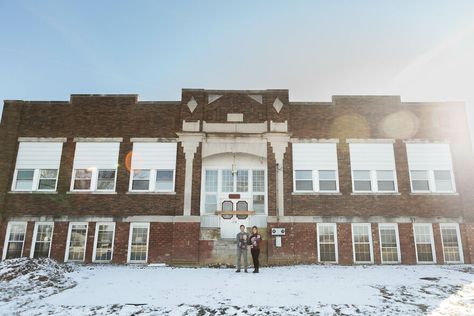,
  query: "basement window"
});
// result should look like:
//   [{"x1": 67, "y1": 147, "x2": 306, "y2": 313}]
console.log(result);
[
  {"x1": 65, "y1": 223, "x2": 88, "y2": 262},
  {"x1": 128, "y1": 223, "x2": 150, "y2": 263},
  {"x1": 2, "y1": 222, "x2": 27, "y2": 260},
  {"x1": 93, "y1": 223, "x2": 115, "y2": 262},
  {"x1": 352, "y1": 223, "x2": 373, "y2": 264},
  {"x1": 378, "y1": 224, "x2": 400, "y2": 264},
  {"x1": 413, "y1": 224, "x2": 436, "y2": 263},
  {"x1": 317, "y1": 223, "x2": 338, "y2": 263},
  {"x1": 31, "y1": 222, "x2": 54, "y2": 258},
  {"x1": 440, "y1": 223, "x2": 463, "y2": 263}
]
